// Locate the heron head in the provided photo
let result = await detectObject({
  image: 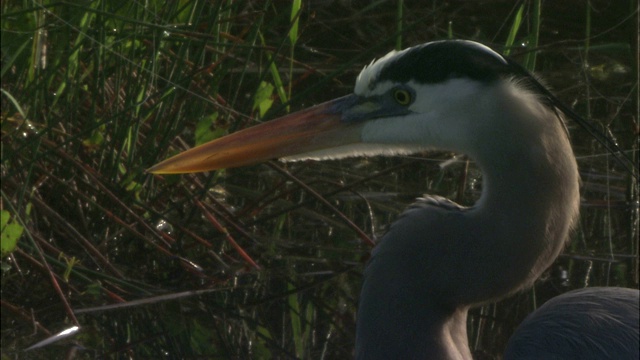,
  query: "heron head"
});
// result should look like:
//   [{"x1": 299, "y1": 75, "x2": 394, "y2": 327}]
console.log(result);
[{"x1": 148, "y1": 40, "x2": 522, "y2": 174}]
